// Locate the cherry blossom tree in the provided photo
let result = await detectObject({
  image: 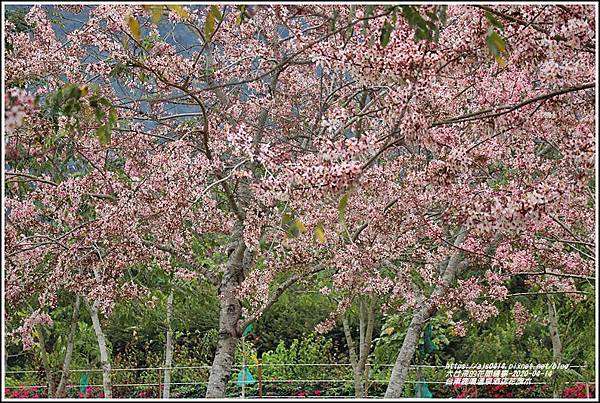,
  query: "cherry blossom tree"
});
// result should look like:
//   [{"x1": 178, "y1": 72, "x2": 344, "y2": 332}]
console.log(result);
[
  {"x1": 287, "y1": 4, "x2": 596, "y2": 397},
  {"x1": 4, "y1": 3, "x2": 595, "y2": 399}
]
